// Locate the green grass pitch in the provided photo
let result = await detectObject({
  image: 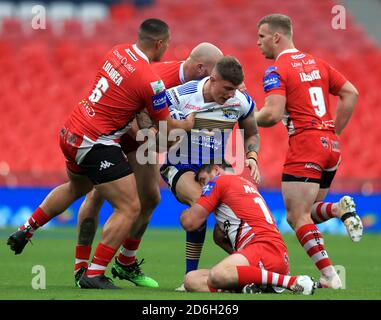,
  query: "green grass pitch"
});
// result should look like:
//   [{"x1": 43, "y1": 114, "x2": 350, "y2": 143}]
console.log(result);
[{"x1": 0, "y1": 227, "x2": 380, "y2": 300}]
